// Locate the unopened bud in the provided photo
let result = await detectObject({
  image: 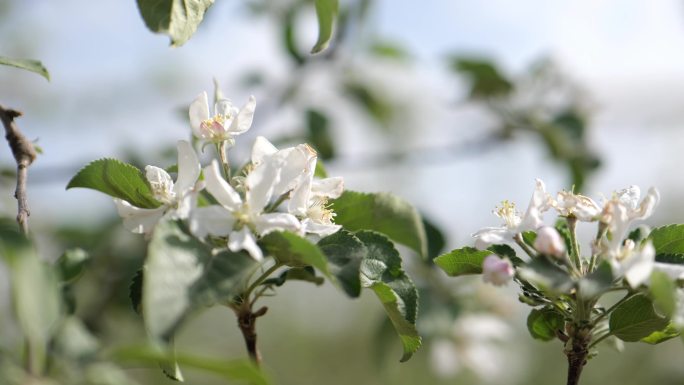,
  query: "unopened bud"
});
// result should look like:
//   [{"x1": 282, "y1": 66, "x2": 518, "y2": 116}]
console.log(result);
[
  {"x1": 482, "y1": 255, "x2": 514, "y2": 286},
  {"x1": 534, "y1": 226, "x2": 566, "y2": 259}
]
